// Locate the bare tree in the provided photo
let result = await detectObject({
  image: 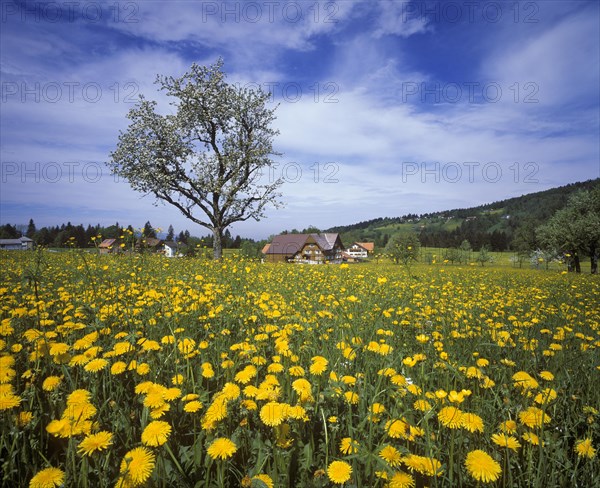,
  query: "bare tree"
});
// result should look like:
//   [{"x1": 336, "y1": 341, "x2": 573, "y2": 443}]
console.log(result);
[{"x1": 108, "y1": 59, "x2": 282, "y2": 259}]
